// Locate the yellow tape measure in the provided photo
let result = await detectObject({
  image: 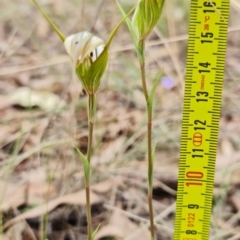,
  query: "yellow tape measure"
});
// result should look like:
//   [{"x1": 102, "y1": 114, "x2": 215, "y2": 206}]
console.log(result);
[{"x1": 174, "y1": 0, "x2": 229, "y2": 239}]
